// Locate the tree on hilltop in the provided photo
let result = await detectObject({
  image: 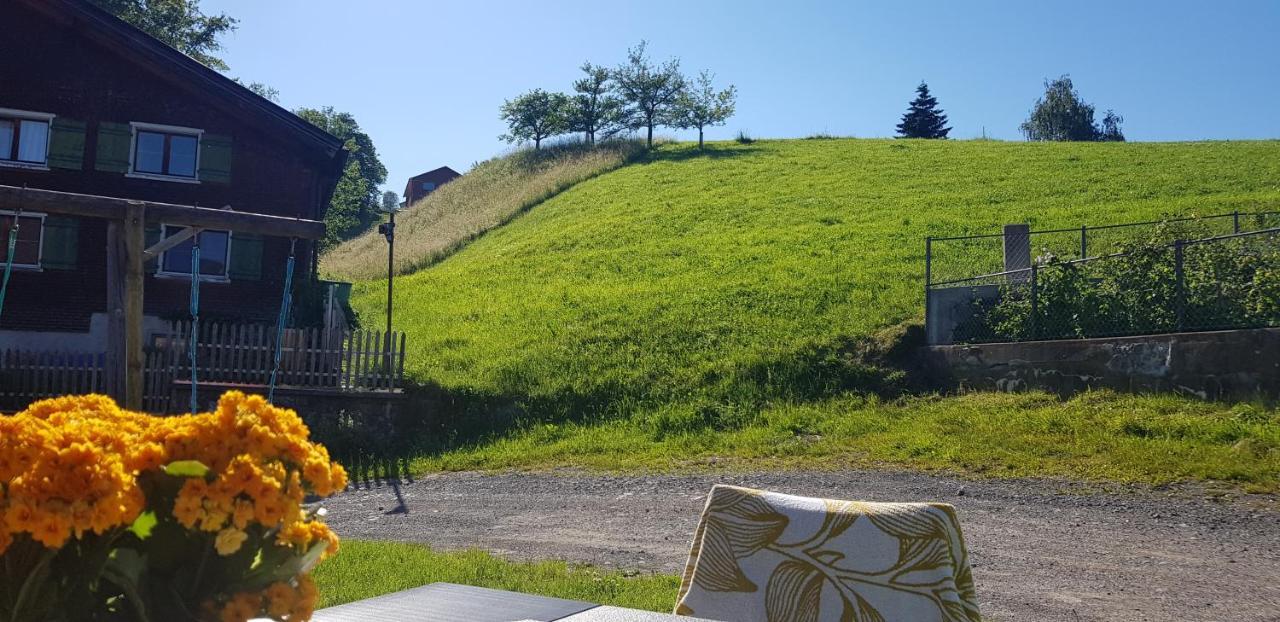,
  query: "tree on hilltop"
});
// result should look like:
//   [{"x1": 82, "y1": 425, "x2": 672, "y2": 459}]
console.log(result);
[
  {"x1": 500, "y1": 89, "x2": 570, "y2": 150},
  {"x1": 613, "y1": 41, "x2": 686, "y2": 148},
  {"x1": 668, "y1": 71, "x2": 737, "y2": 149},
  {"x1": 896, "y1": 82, "x2": 950, "y2": 139},
  {"x1": 568, "y1": 63, "x2": 624, "y2": 145},
  {"x1": 1021, "y1": 75, "x2": 1125, "y2": 142}
]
